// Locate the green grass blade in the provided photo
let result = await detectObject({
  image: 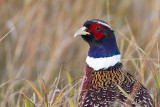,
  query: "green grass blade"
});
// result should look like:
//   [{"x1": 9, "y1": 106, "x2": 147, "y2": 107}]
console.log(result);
[
  {"x1": 153, "y1": 65, "x2": 160, "y2": 97},
  {"x1": 66, "y1": 72, "x2": 73, "y2": 97},
  {"x1": 24, "y1": 96, "x2": 31, "y2": 107},
  {"x1": 68, "y1": 99, "x2": 74, "y2": 107},
  {"x1": 21, "y1": 94, "x2": 35, "y2": 107}
]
